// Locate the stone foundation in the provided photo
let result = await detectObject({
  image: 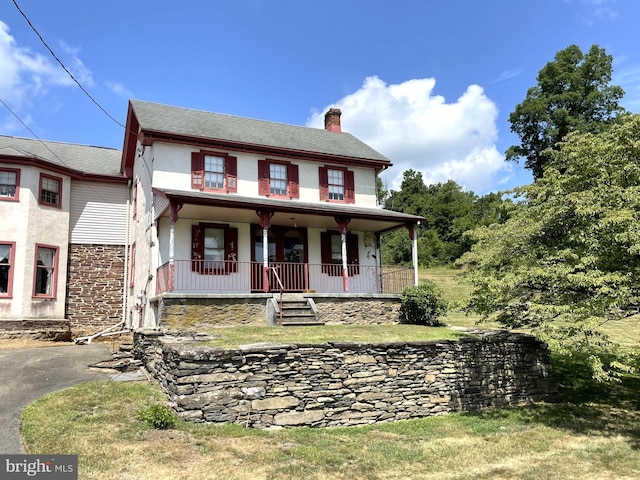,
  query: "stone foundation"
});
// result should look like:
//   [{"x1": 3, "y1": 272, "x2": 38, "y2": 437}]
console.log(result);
[
  {"x1": 157, "y1": 295, "x2": 270, "y2": 329},
  {"x1": 66, "y1": 244, "x2": 125, "y2": 334},
  {"x1": 0, "y1": 320, "x2": 71, "y2": 341},
  {"x1": 310, "y1": 295, "x2": 400, "y2": 324},
  {"x1": 134, "y1": 330, "x2": 559, "y2": 428}
]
